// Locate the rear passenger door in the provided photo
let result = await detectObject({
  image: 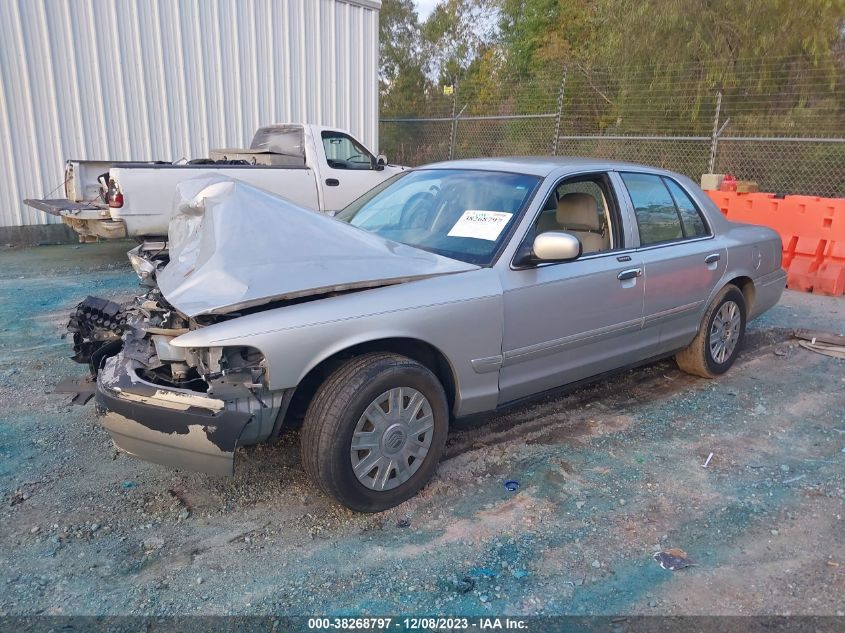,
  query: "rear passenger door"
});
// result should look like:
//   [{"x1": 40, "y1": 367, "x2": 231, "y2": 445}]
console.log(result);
[{"x1": 618, "y1": 172, "x2": 727, "y2": 355}]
